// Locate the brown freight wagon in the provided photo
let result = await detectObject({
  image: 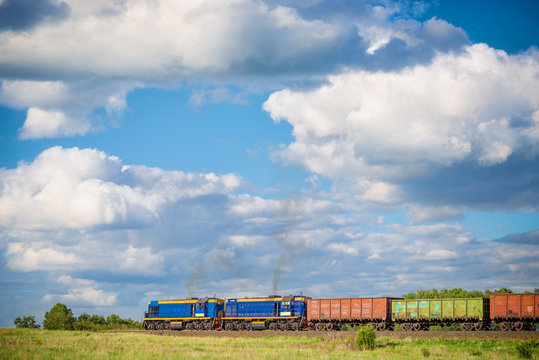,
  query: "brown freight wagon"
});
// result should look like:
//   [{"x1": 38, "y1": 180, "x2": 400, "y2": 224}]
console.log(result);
[
  {"x1": 490, "y1": 293, "x2": 539, "y2": 331},
  {"x1": 307, "y1": 297, "x2": 401, "y2": 331}
]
